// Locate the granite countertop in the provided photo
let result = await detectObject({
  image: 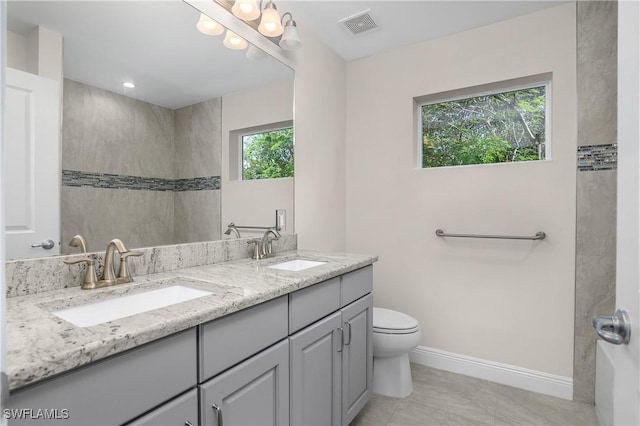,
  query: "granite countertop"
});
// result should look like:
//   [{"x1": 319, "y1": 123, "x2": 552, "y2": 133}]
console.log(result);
[{"x1": 6, "y1": 250, "x2": 377, "y2": 390}]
